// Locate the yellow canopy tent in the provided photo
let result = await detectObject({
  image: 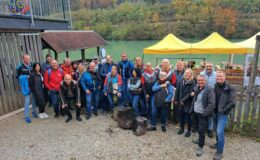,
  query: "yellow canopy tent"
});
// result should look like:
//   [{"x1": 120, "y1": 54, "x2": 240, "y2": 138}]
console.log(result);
[
  {"x1": 234, "y1": 32, "x2": 260, "y2": 53},
  {"x1": 190, "y1": 32, "x2": 248, "y2": 54},
  {"x1": 143, "y1": 34, "x2": 191, "y2": 54}
]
